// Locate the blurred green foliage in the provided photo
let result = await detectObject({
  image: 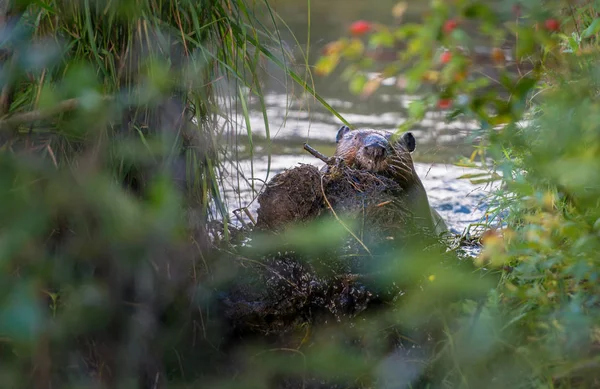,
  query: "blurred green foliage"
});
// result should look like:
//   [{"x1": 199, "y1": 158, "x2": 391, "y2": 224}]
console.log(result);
[
  {"x1": 0, "y1": 0, "x2": 313, "y2": 387},
  {"x1": 2, "y1": 0, "x2": 600, "y2": 388},
  {"x1": 318, "y1": 0, "x2": 600, "y2": 387}
]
